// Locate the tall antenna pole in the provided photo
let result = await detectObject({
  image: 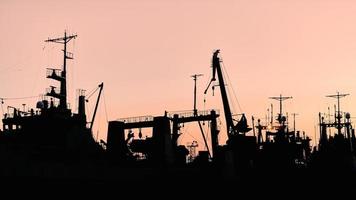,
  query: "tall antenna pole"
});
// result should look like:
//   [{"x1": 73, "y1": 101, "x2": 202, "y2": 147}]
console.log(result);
[
  {"x1": 326, "y1": 92, "x2": 349, "y2": 135},
  {"x1": 191, "y1": 74, "x2": 203, "y2": 116},
  {"x1": 45, "y1": 31, "x2": 77, "y2": 109},
  {"x1": 271, "y1": 104, "x2": 273, "y2": 124},
  {"x1": 269, "y1": 94, "x2": 292, "y2": 123},
  {"x1": 291, "y1": 113, "x2": 298, "y2": 134},
  {"x1": 191, "y1": 73, "x2": 210, "y2": 158}
]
